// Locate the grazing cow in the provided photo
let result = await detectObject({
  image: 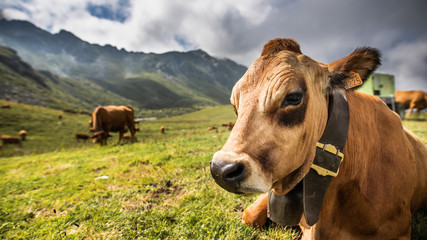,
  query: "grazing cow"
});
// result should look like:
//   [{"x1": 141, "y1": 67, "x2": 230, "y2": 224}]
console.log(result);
[
  {"x1": 210, "y1": 38, "x2": 427, "y2": 239},
  {"x1": 75, "y1": 132, "x2": 90, "y2": 141},
  {"x1": 90, "y1": 131, "x2": 112, "y2": 143},
  {"x1": 160, "y1": 126, "x2": 165, "y2": 134},
  {"x1": 395, "y1": 90, "x2": 427, "y2": 117},
  {"x1": 1, "y1": 104, "x2": 11, "y2": 108},
  {"x1": 18, "y1": 130, "x2": 27, "y2": 141},
  {"x1": 227, "y1": 122, "x2": 235, "y2": 131},
  {"x1": 0, "y1": 134, "x2": 22, "y2": 147},
  {"x1": 221, "y1": 122, "x2": 235, "y2": 130},
  {"x1": 58, "y1": 114, "x2": 63, "y2": 121},
  {"x1": 208, "y1": 126, "x2": 218, "y2": 131},
  {"x1": 89, "y1": 105, "x2": 137, "y2": 145}
]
